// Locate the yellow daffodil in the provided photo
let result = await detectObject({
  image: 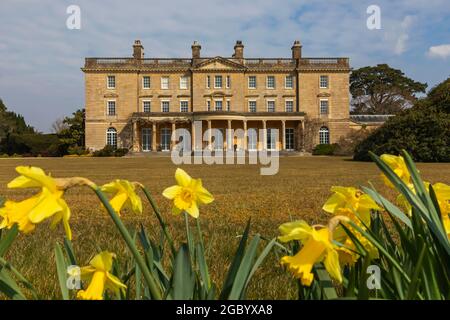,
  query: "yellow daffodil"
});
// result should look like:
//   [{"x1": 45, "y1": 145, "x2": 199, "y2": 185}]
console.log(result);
[
  {"x1": 162, "y1": 168, "x2": 214, "y2": 218},
  {"x1": 433, "y1": 183, "x2": 450, "y2": 238},
  {"x1": 77, "y1": 251, "x2": 126, "y2": 300},
  {"x1": 0, "y1": 166, "x2": 72, "y2": 239},
  {"x1": 380, "y1": 154, "x2": 411, "y2": 188},
  {"x1": 322, "y1": 186, "x2": 381, "y2": 225},
  {"x1": 278, "y1": 220, "x2": 342, "y2": 286},
  {"x1": 101, "y1": 180, "x2": 143, "y2": 215},
  {"x1": 332, "y1": 208, "x2": 379, "y2": 265}
]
